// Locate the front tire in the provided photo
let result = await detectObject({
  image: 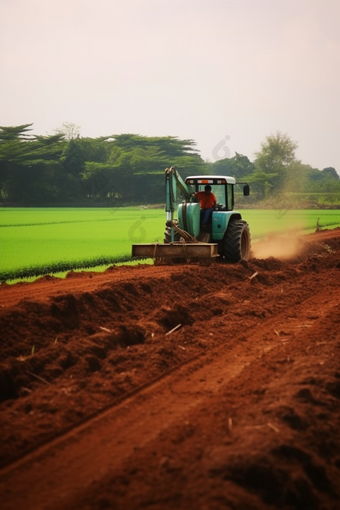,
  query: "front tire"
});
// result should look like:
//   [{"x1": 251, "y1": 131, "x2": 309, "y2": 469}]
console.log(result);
[{"x1": 223, "y1": 220, "x2": 251, "y2": 262}]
